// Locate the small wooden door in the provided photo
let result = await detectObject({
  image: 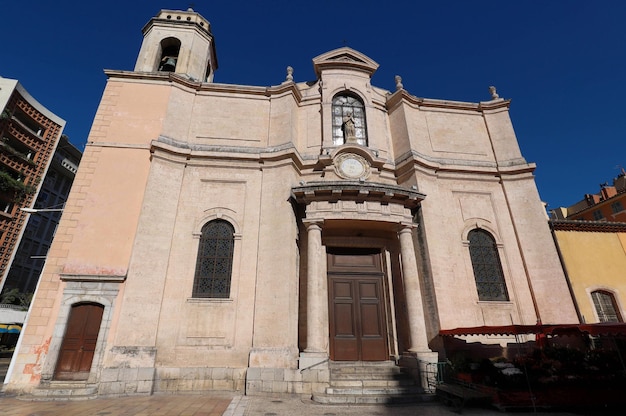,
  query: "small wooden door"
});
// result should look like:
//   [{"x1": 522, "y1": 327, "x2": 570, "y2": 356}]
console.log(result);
[
  {"x1": 54, "y1": 303, "x2": 104, "y2": 381},
  {"x1": 328, "y1": 249, "x2": 388, "y2": 361}
]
